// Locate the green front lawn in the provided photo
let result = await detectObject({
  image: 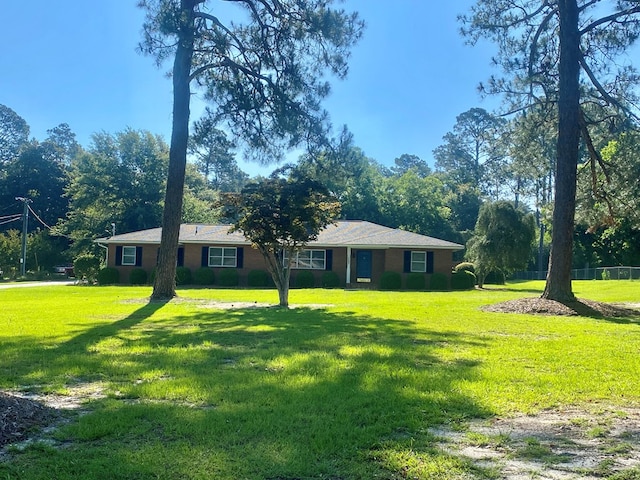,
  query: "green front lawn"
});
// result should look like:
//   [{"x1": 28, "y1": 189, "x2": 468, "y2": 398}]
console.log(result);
[{"x1": 1, "y1": 281, "x2": 639, "y2": 479}]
